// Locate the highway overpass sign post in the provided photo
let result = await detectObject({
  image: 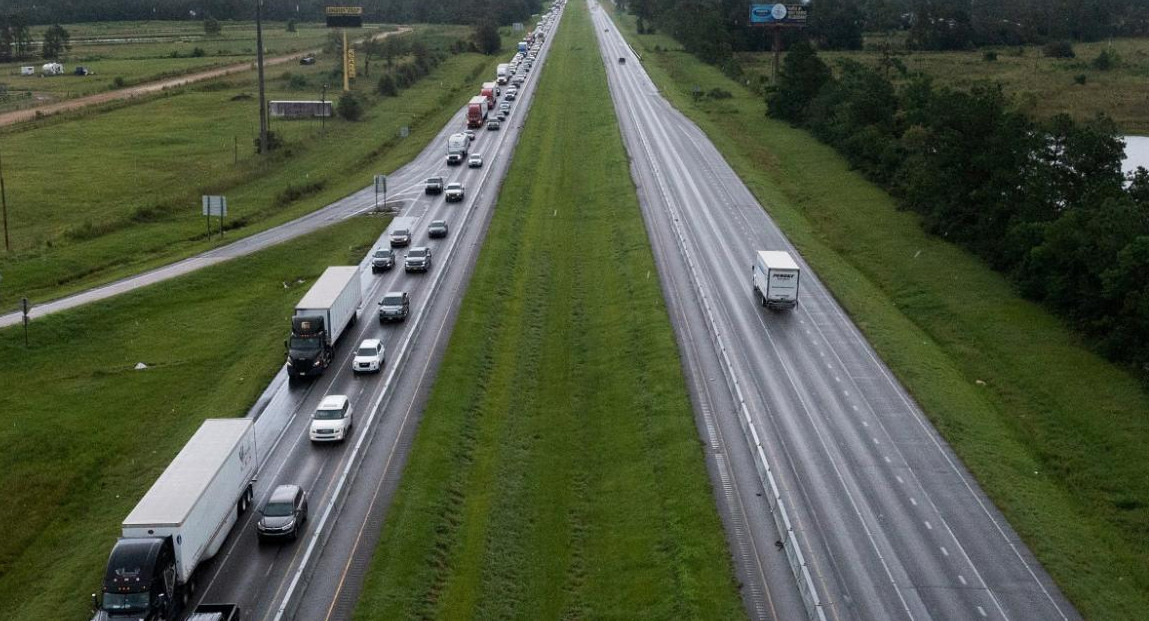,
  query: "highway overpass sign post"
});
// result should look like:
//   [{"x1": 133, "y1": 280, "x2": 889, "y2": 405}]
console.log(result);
[
  {"x1": 374, "y1": 174, "x2": 387, "y2": 211},
  {"x1": 202, "y1": 195, "x2": 228, "y2": 240},
  {"x1": 749, "y1": 2, "x2": 810, "y2": 83},
  {"x1": 325, "y1": 6, "x2": 363, "y2": 92}
]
